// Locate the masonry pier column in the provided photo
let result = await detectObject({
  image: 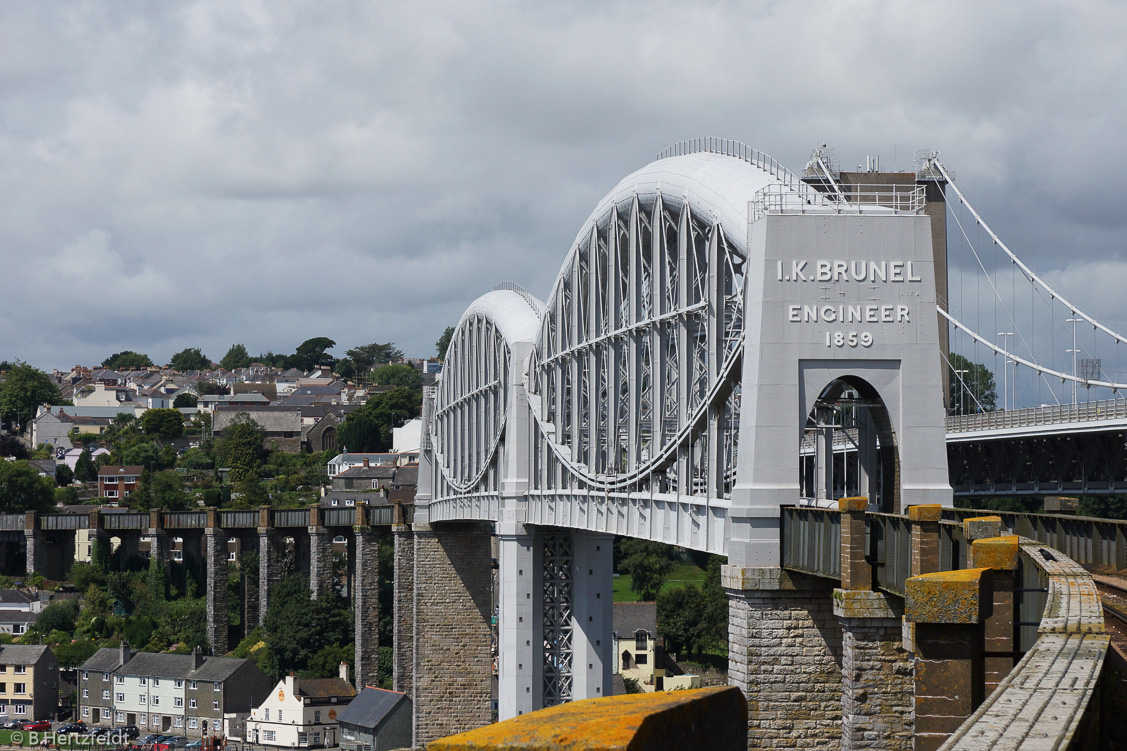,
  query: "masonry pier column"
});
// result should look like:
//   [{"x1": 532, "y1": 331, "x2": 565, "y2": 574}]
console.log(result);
[
  {"x1": 205, "y1": 509, "x2": 228, "y2": 655},
  {"x1": 257, "y1": 507, "x2": 283, "y2": 626},
  {"x1": 724, "y1": 565, "x2": 843, "y2": 750},
  {"x1": 967, "y1": 532, "x2": 1019, "y2": 697},
  {"x1": 23, "y1": 513, "x2": 42, "y2": 577},
  {"x1": 905, "y1": 568, "x2": 986, "y2": 751},
  {"x1": 835, "y1": 497, "x2": 912, "y2": 751},
  {"x1": 412, "y1": 521, "x2": 492, "y2": 747},
  {"x1": 353, "y1": 504, "x2": 381, "y2": 690},
  {"x1": 308, "y1": 507, "x2": 334, "y2": 599},
  {"x1": 147, "y1": 510, "x2": 170, "y2": 566},
  {"x1": 497, "y1": 522, "x2": 539, "y2": 718},
  {"x1": 908, "y1": 504, "x2": 941, "y2": 577},
  {"x1": 570, "y1": 531, "x2": 613, "y2": 701},
  {"x1": 392, "y1": 518, "x2": 414, "y2": 695}
]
